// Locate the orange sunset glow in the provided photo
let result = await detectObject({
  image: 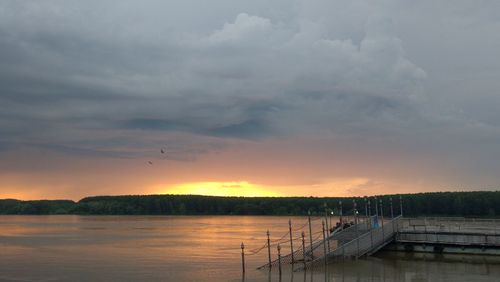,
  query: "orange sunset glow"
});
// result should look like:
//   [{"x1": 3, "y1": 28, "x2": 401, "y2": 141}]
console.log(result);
[
  {"x1": 1, "y1": 132, "x2": 495, "y2": 200},
  {"x1": 159, "y1": 182, "x2": 281, "y2": 197}
]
